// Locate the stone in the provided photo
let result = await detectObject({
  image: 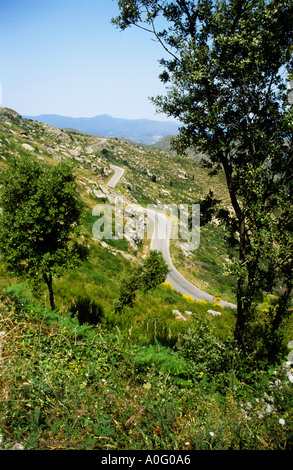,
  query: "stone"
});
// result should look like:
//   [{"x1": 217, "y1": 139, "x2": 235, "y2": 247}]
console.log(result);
[
  {"x1": 21, "y1": 143, "x2": 35, "y2": 152},
  {"x1": 172, "y1": 309, "x2": 187, "y2": 321},
  {"x1": 69, "y1": 147, "x2": 82, "y2": 157},
  {"x1": 184, "y1": 311, "x2": 193, "y2": 318},
  {"x1": 11, "y1": 443, "x2": 25, "y2": 450},
  {"x1": 207, "y1": 309, "x2": 222, "y2": 316}
]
